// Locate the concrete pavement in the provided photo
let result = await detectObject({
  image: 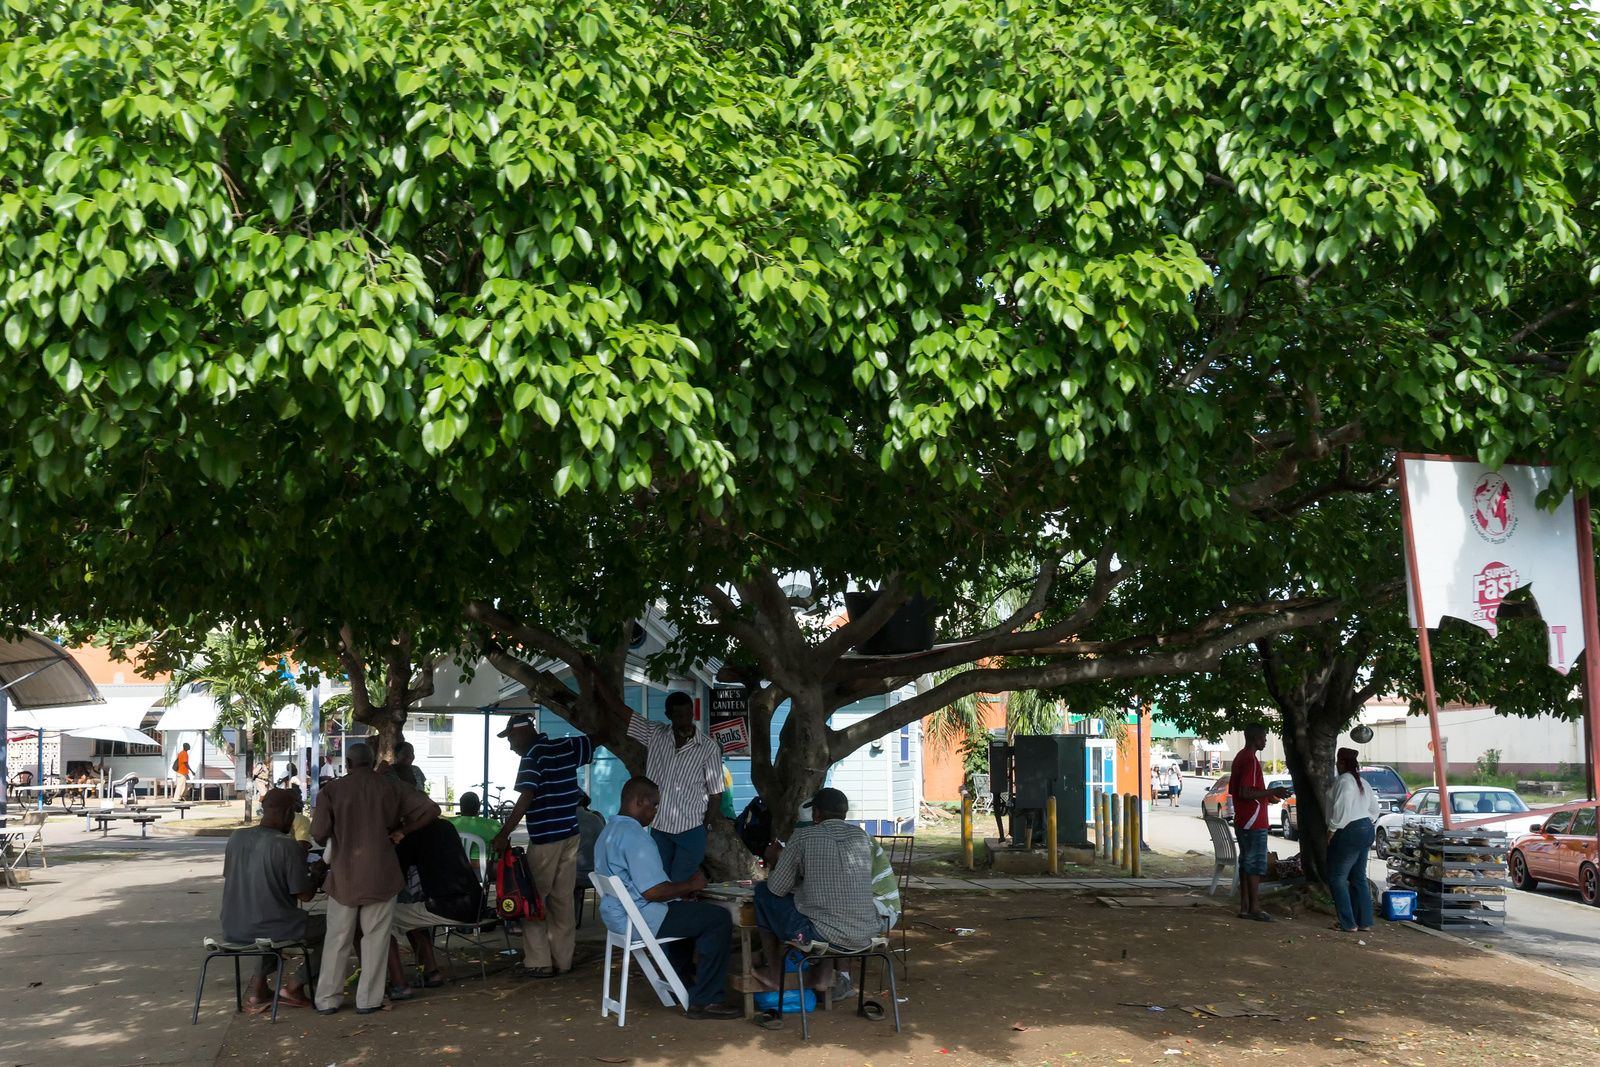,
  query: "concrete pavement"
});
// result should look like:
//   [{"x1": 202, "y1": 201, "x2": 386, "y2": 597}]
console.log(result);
[{"x1": 1, "y1": 829, "x2": 233, "y2": 1067}]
